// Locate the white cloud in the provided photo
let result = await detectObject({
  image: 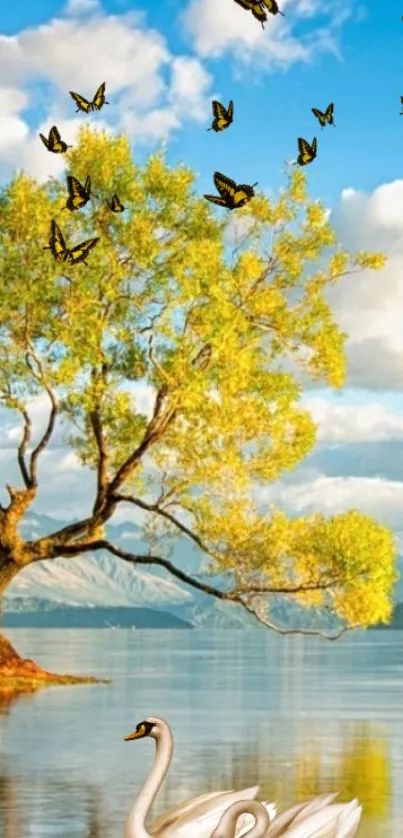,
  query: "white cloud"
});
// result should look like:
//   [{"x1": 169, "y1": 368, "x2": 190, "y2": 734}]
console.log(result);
[
  {"x1": 181, "y1": 0, "x2": 349, "y2": 69},
  {"x1": 304, "y1": 398, "x2": 403, "y2": 443},
  {"x1": 256, "y1": 472, "x2": 403, "y2": 530},
  {"x1": 0, "y1": 5, "x2": 214, "y2": 180},
  {"x1": 328, "y1": 180, "x2": 403, "y2": 391}
]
